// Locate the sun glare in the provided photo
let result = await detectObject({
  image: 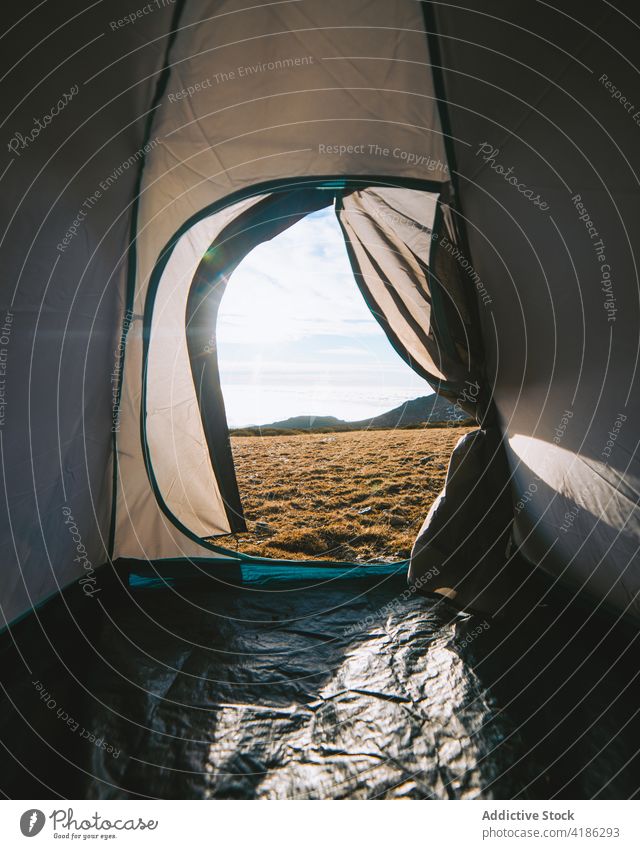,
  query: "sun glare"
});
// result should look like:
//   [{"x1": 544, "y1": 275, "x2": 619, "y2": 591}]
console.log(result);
[{"x1": 216, "y1": 206, "x2": 430, "y2": 427}]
